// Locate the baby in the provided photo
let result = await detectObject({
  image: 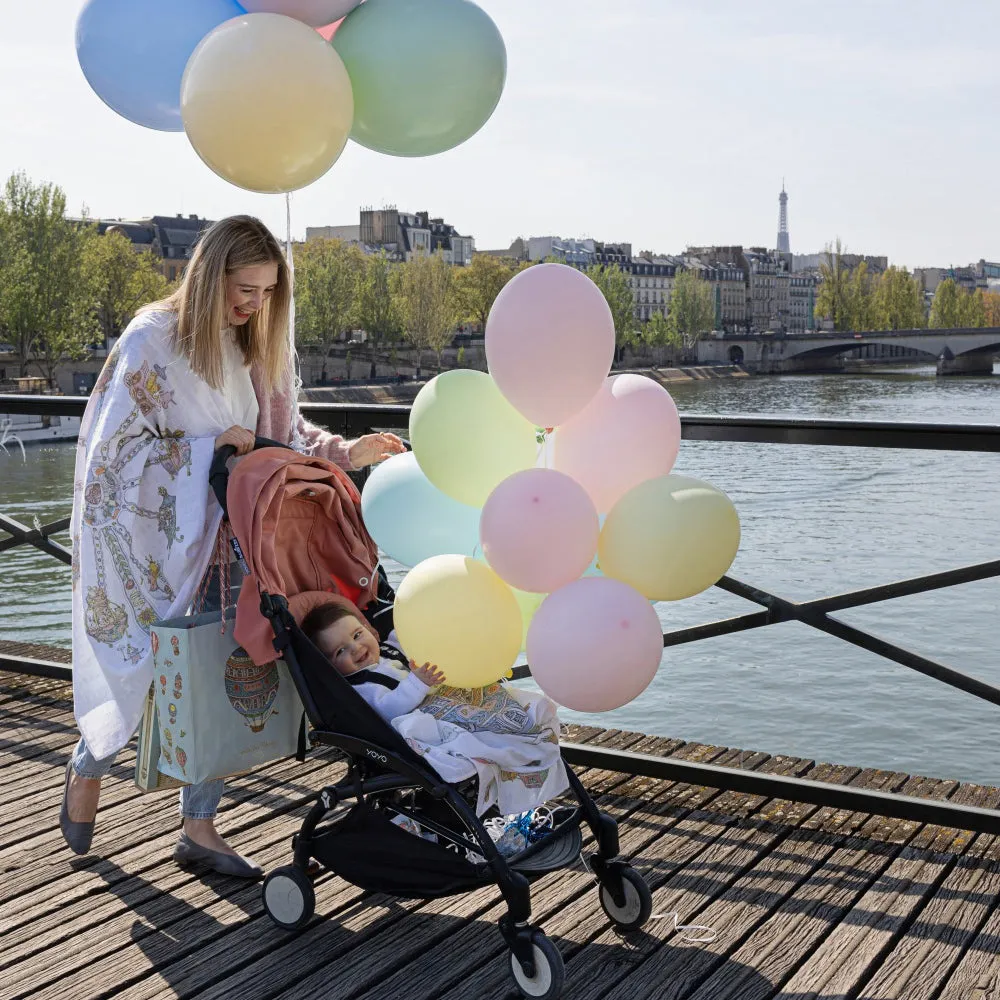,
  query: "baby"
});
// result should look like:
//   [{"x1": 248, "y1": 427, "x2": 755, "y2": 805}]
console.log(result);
[{"x1": 300, "y1": 601, "x2": 568, "y2": 824}]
